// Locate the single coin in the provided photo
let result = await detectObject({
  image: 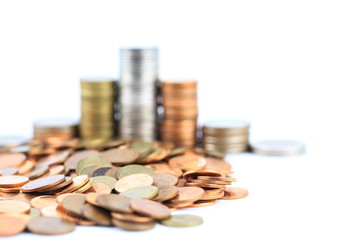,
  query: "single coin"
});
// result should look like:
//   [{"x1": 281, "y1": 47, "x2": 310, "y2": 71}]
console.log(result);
[
  {"x1": 197, "y1": 176, "x2": 237, "y2": 182},
  {"x1": 91, "y1": 176, "x2": 117, "y2": 189},
  {"x1": 130, "y1": 198, "x2": 171, "y2": 220},
  {"x1": 73, "y1": 179, "x2": 94, "y2": 193},
  {"x1": 205, "y1": 157, "x2": 232, "y2": 173},
  {"x1": 38, "y1": 177, "x2": 73, "y2": 193},
  {"x1": 64, "y1": 150, "x2": 100, "y2": 170},
  {"x1": 56, "y1": 193, "x2": 84, "y2": 204},
  {"x1": 189, "y1": 179, "x2": 232, "y2": 185},
  {"x1": 61, "y1": 194, "x2": 86, "y2": 216},
  {"x1": 112, "y1": 218, "x2": 156, "y2": 231},
  {"x1": 0, "y1": 175, "x2": 29, "y2": 187},
  {"x1": 185, "y1": 182, "x2": 227, "y2": 189},
  {"x1": 30, "y1": 195, "x2": 58, "y2": 209},
  {"x1": 153, "y1": 185, "x2": 179, "y2": 202},
  {"x1": 115, "y1": 173, "x2": 154, "y2": 193},
  {"x1": 27, "y1": 166, "x2": 49, "y2": 179},
  {"x1": 251, "y1": 139, "x2": 305, "y2": 156},
  {"x1": 55, "y1": 175, "x2": 89, "y2": 195},
  {"x1": 145, "y1": 163, "x2": 182, "y2": 177},
  {"x1": 0, "y1": 186, "x2": 21, "y2": 193},
  {"x1": 40, "y1": 205, "x2": 60, "y2": 217},
  {"x1": 0, "y1": 200, "x2": 31, "y2": 214},
  {"x1": 183, "y1": 169, "x2": 223, "y2": 180},
  {"x1": 101, "y1": 148, "x2": 139, "y2": 165},
  {"x1": 176, "y1": 178, "x2": 187, "y2": 187},
  {"x1": 170, "y1": 187, "x2": 205, "y2": 204},
  {"x1": 76, "y1": 156, "x2": 109, "y2": 175},
  {"x1": 120, "y1": 185, "x2": 158, "y2": 199},
  {"x1": 26, "y1": 216, "x2": 76, "y2": 235},
  {"x1": 190, "y1": 199, "x2": 217, "y2": 207},
  {"x1": 85, "y1": 182, "x2": 112, "y2": 194},
  {"x1": 118, "y1": 164, "x2": 154, "y2": 178},
  {"x1": 203, "y1": 119, "x2": 250, "y2": 135},
  {"x1": 111, "y1": 212, "x2": 153, "y2": 223},
  {"x1": 168, "y1": 155, "x2": 206, "y2": 171},
  {"x1": 130, "y1": 142, "x2": 153, "y2": 156},
  {"x1": 82, "y1": 203, "x2": 111, "y2": 226},
  {"x1": 201, "y1": 189, "x2": 225, "y2": 200},
  {"x1": 160, "y1": 214, "x2": 203, "y2": 227},
  {"x1": 22, "y1": 175, "x2": 65, "y2": 193},
  {"x1": 221, "y1": 187, "x2": 249, "y2": 199},
  {"x1": 36, "y1": 151, "x2": 70, "y2": 167},
  {"x1": 0, "y1": 167, "x2": 19, "y2": 176},
  {"x1": 89, "y1": 165, "x2": 113, "y2": 177},
  {"x1": 95, "y1": 194, "x2": 132, "y2": 213},
  {"x1": 0, "y1": 214, "x2": 27, "y2": 236},
  {"x1": 0, "y1": 153, "x2": 26, "y2": 169},
  {"x1": 153, "y1": 174, "x2": 178, "y2": 186},
  {"x1": 45, "y1": 165, "x2": 65, "y2": 176},
  {"x1": 78, "y1": 165, "x2": 97, "y2": 176}
]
